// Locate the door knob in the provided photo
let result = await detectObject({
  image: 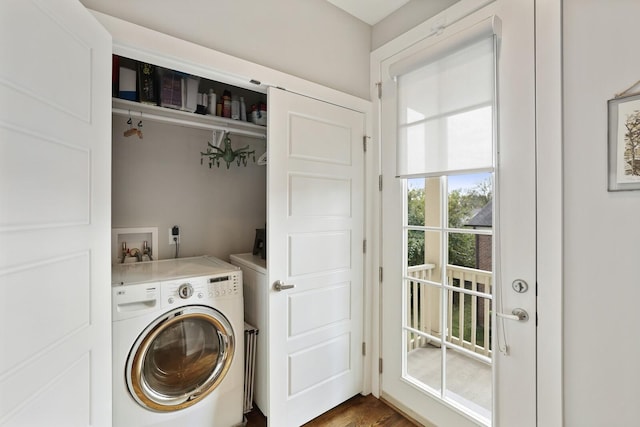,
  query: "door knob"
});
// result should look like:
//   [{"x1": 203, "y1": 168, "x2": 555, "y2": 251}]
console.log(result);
[
  {"x1": 273, "y1": 280, "x2": 295, "y2": 291},
  {"x1": 496, "y1": 308, "x2": 529, "y2": 322}
]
